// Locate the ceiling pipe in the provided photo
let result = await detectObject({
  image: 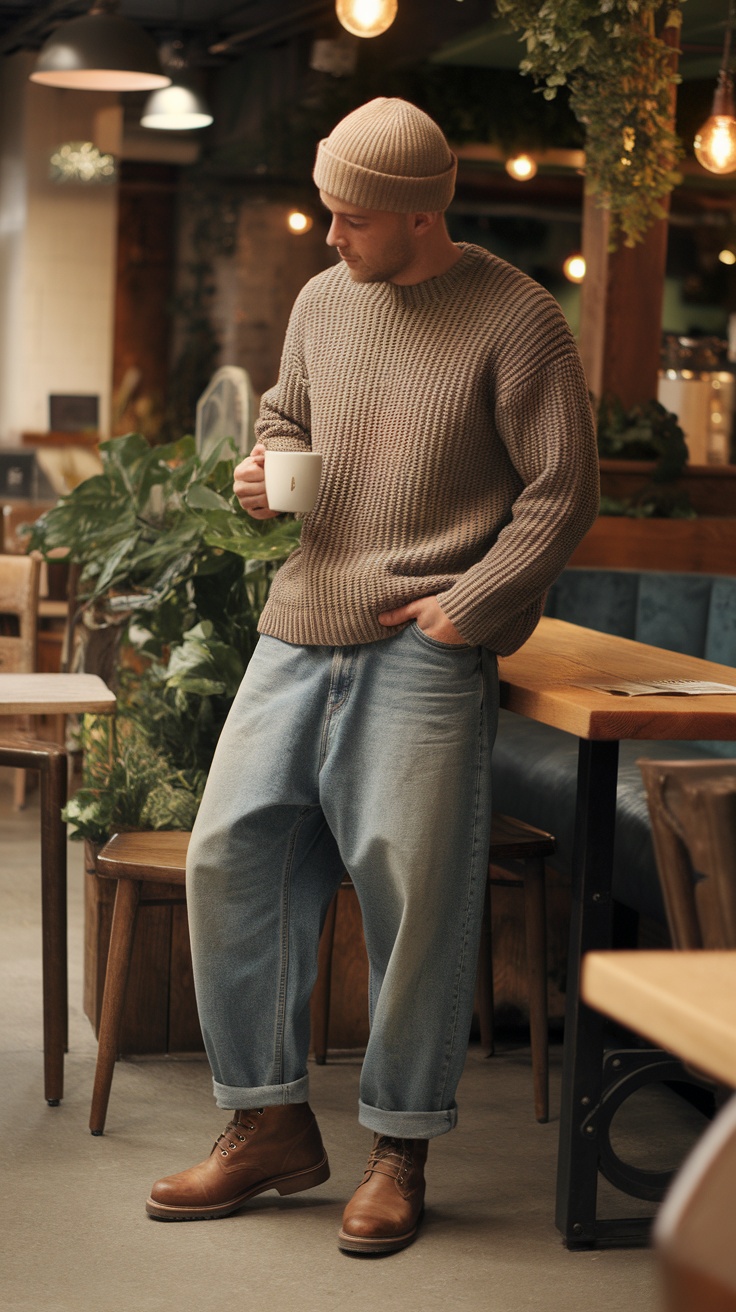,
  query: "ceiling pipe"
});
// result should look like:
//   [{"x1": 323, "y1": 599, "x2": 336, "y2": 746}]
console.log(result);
[
  {"x1": 0, "y1": 0, "x2": 88, "y2": 57},
  {"x1": 209, "y1": 1, "x2": 333, "y2": 55}
]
